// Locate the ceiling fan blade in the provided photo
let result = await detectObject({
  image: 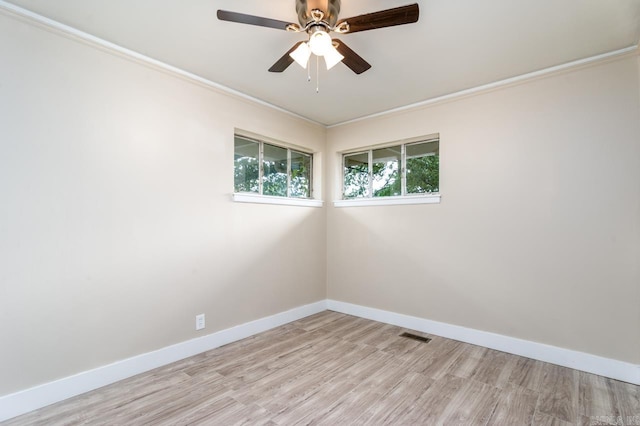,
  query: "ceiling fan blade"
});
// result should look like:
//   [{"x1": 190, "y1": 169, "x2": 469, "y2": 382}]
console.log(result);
[
  {"x1": 269, "y1": 42, "x2": 306, "y2": 73},
  {"x1": 333, "y1": 39, "x2": 371, "y2": 74},
  {"x1": 217, "y1": 10, "x2": 293, "y2": 31},
  {"x1": 337, "y1": 4, "x2": 419, "y2": 34}
]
